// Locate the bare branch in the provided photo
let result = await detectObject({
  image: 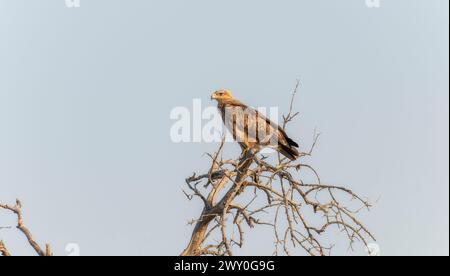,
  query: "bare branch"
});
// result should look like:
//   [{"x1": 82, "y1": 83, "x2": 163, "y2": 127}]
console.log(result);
[
  {"x1": 0, "y1": 200, "x2": 52, "y2": 256},
  {"x1": 0, "y1": 240, "x2": 11, "y2": 257}
]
